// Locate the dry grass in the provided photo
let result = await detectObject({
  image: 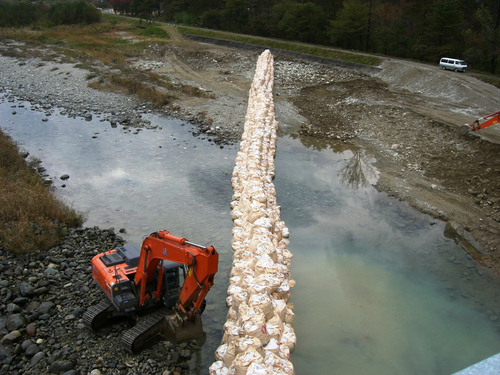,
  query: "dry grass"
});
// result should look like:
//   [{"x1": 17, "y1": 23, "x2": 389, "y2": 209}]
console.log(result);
[
  {"x1": 0, "y1": 21, "x2": 215, "y2": 106},
  {"x1": 0, "y1": 131, "x2": 84, "y2": 254},
  {"x1": 88, "y1": 72, "x2": 178, "y2": 106}
]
